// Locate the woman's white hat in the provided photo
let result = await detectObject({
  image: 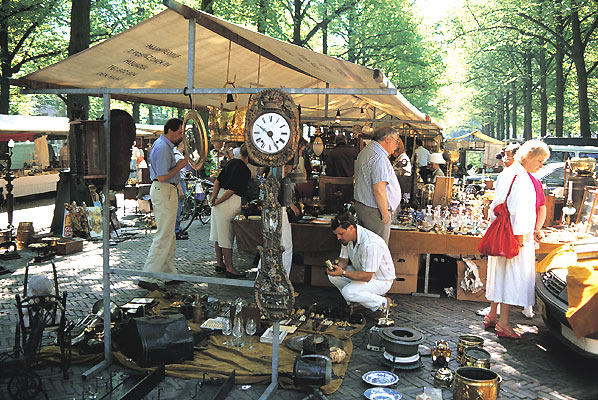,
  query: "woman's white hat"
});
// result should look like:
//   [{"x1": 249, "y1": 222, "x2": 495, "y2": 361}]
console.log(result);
[{"x1": 429, "y1": 152, "x2": 446, "y2": 164}]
